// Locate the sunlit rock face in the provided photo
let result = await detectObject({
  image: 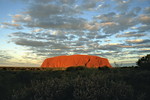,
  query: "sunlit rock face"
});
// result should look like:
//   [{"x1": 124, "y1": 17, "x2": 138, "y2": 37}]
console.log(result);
[{"x1": 41, "y1": 55, "x2": 112, "y2": 68}]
